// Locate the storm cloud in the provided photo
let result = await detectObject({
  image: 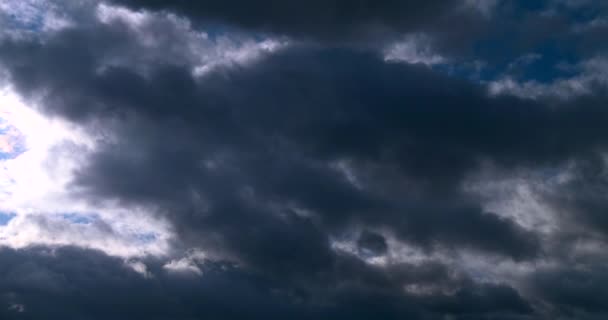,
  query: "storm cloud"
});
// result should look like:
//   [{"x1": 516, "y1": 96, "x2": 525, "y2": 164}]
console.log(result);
[
  {"x1": 0, "y1": 0, "x2": 607, "y2": 319},
  {"x1": 109, "y1": 0, "x2": 465, "y2": 41}
]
